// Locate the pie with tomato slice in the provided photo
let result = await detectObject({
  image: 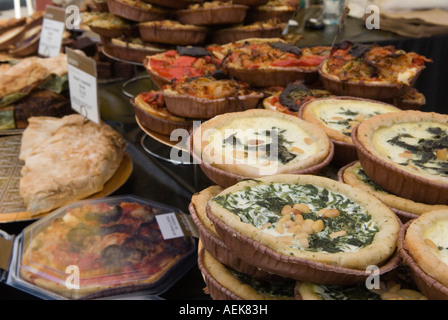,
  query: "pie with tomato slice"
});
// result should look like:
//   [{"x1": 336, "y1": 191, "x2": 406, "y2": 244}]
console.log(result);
[
  {"x1": 132, "y1": 90, "x2": 193, "y2": 136},
  {"x1": 144, "y1": 47, "x2": 220, "y2": 88},
  {"x1": 20, "y1": 199, "x2": 195, "y2": 299},
  {"x1": 209, "y1": 38, "x2": 330, "y2": 87}
]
